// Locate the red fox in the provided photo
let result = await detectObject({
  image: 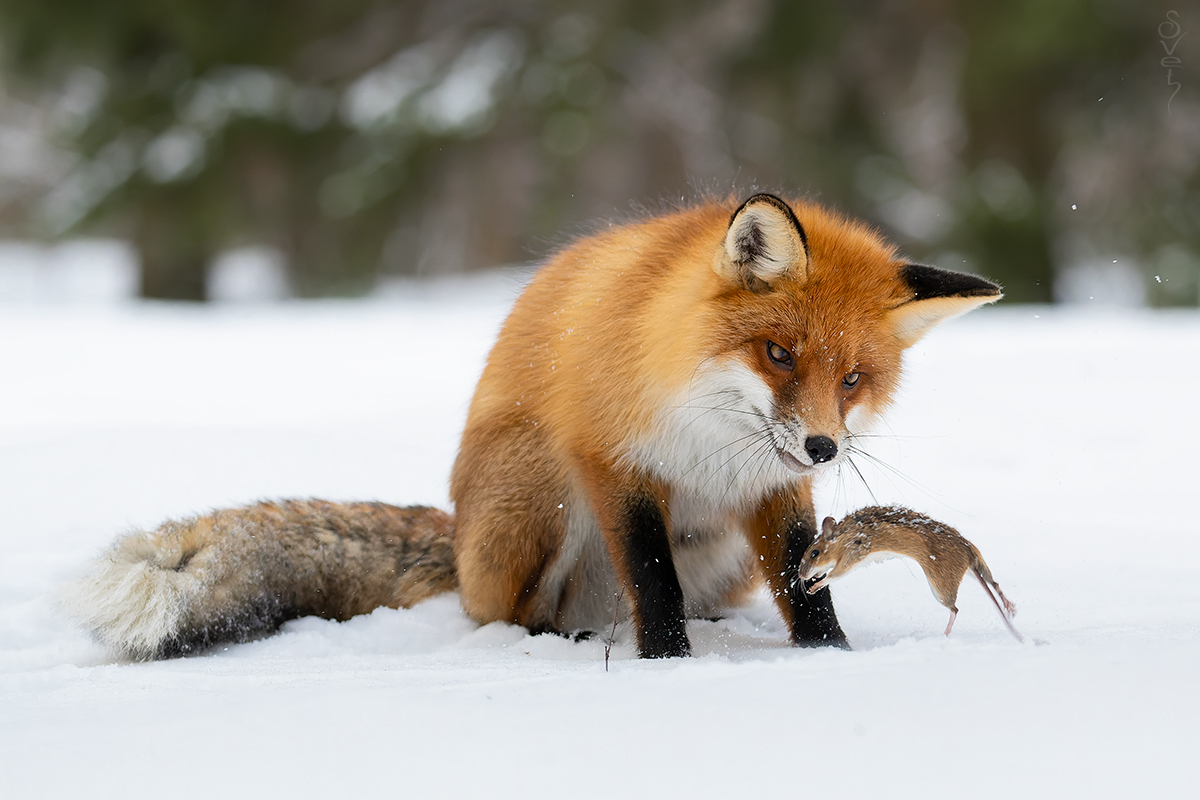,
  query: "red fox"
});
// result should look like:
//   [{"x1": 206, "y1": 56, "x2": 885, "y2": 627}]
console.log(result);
[{"x1": 65, "y1": 194, "x2": 1000, "y2": 659}]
